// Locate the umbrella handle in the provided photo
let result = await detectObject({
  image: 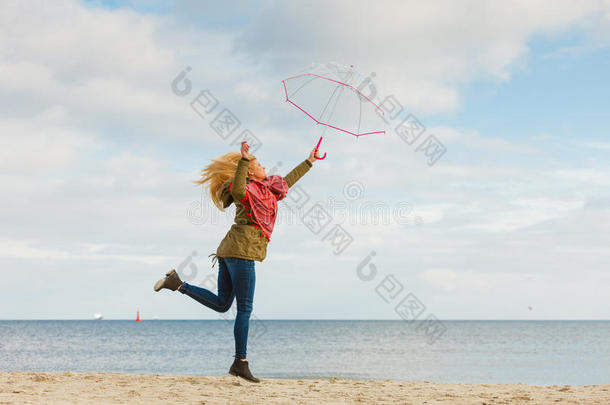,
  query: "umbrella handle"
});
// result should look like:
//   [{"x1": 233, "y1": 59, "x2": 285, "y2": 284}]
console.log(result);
[{"x1": 315, "y1": 136, "x2": 327, "y2": 160}]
